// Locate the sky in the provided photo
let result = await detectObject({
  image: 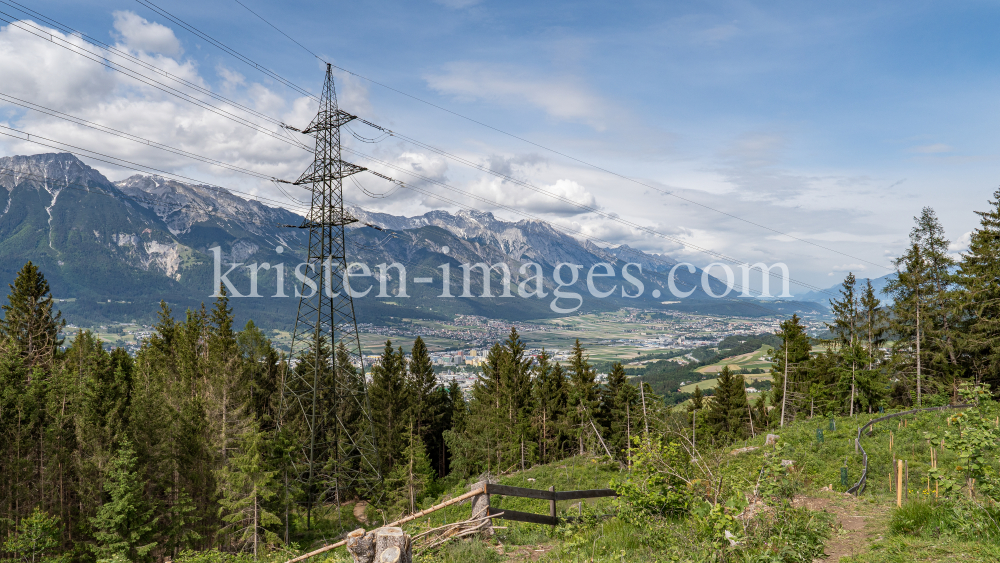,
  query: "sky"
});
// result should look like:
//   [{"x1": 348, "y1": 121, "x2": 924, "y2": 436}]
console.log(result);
[{"x1": 1, "y1": 0, "x2": 999, "y2": 297}]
